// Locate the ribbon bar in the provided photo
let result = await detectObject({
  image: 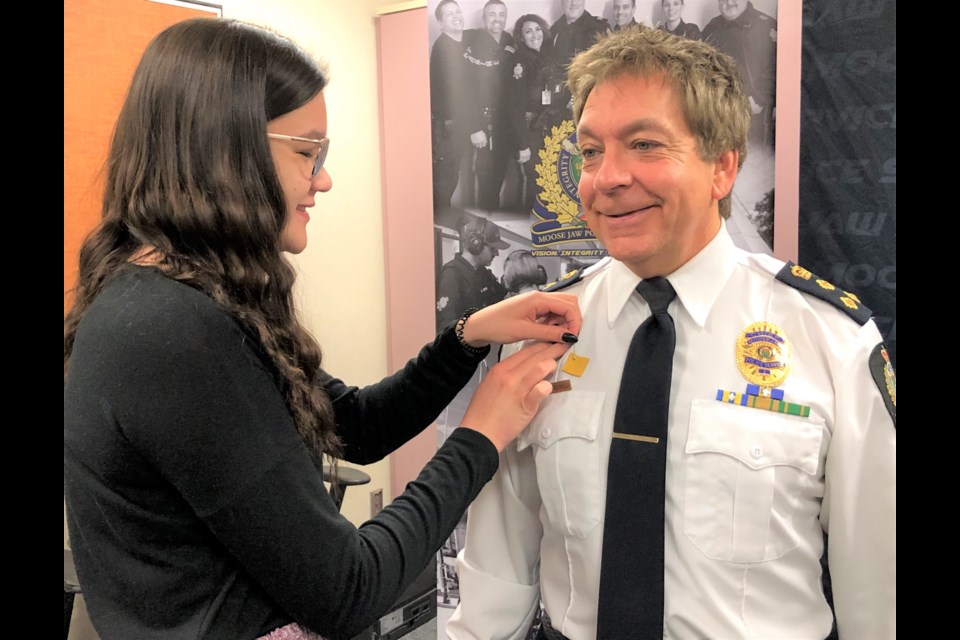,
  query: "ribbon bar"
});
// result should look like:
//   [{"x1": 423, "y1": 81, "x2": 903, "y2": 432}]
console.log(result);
[{"x1": 715, "y1": 389, "x2": 810, "y2": 418}]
